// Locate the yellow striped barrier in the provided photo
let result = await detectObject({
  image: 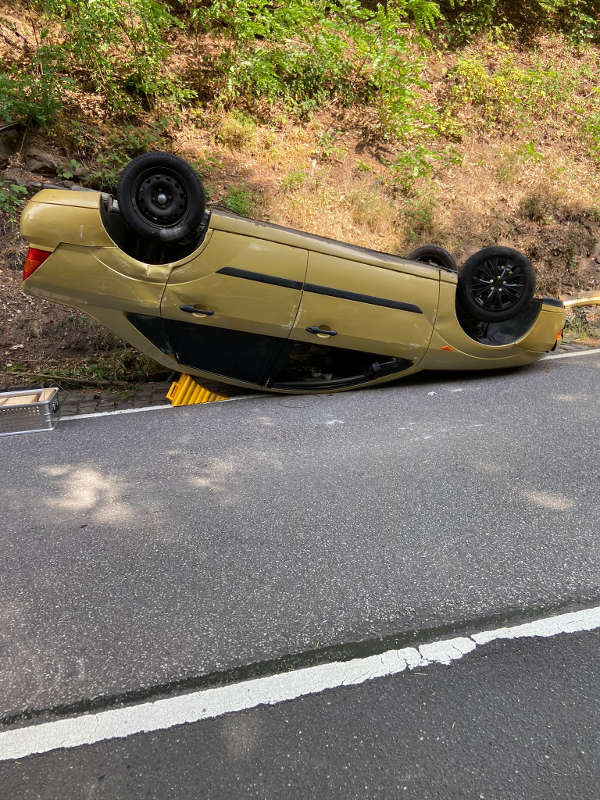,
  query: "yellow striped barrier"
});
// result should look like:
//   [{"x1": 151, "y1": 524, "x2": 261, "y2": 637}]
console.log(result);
[{"x1": 166, "y1": 374, "x2": 229, "y2": 406}]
